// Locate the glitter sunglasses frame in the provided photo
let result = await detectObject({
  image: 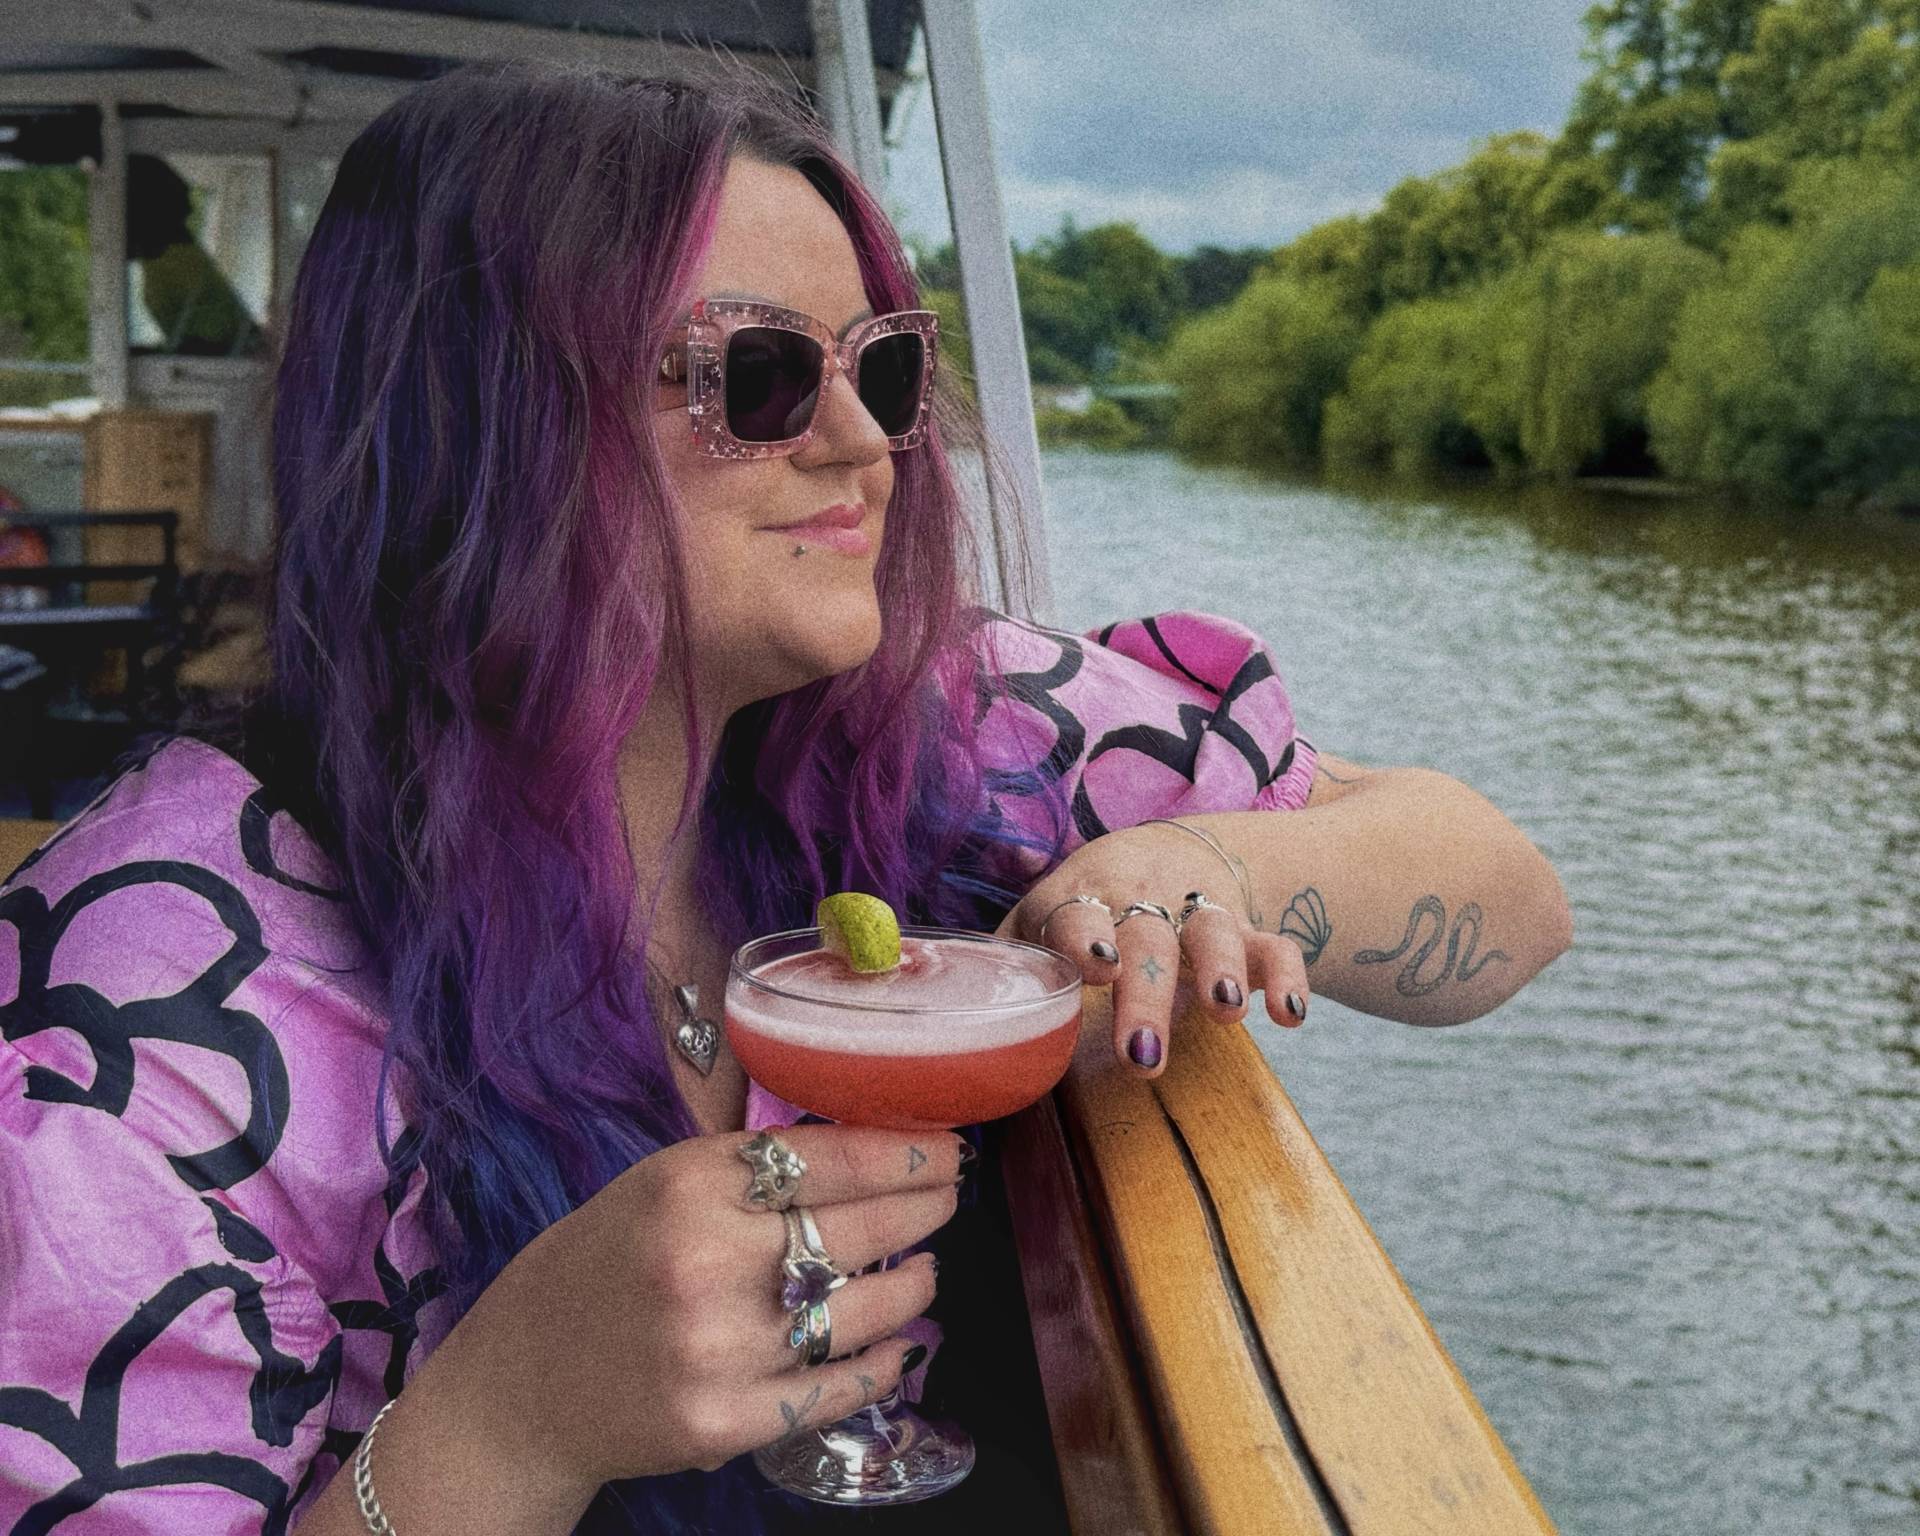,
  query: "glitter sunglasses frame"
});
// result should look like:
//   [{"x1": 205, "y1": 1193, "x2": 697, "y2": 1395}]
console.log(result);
[{"x1": 656, "y1": 297, "x2": 940, "y2": 459}]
